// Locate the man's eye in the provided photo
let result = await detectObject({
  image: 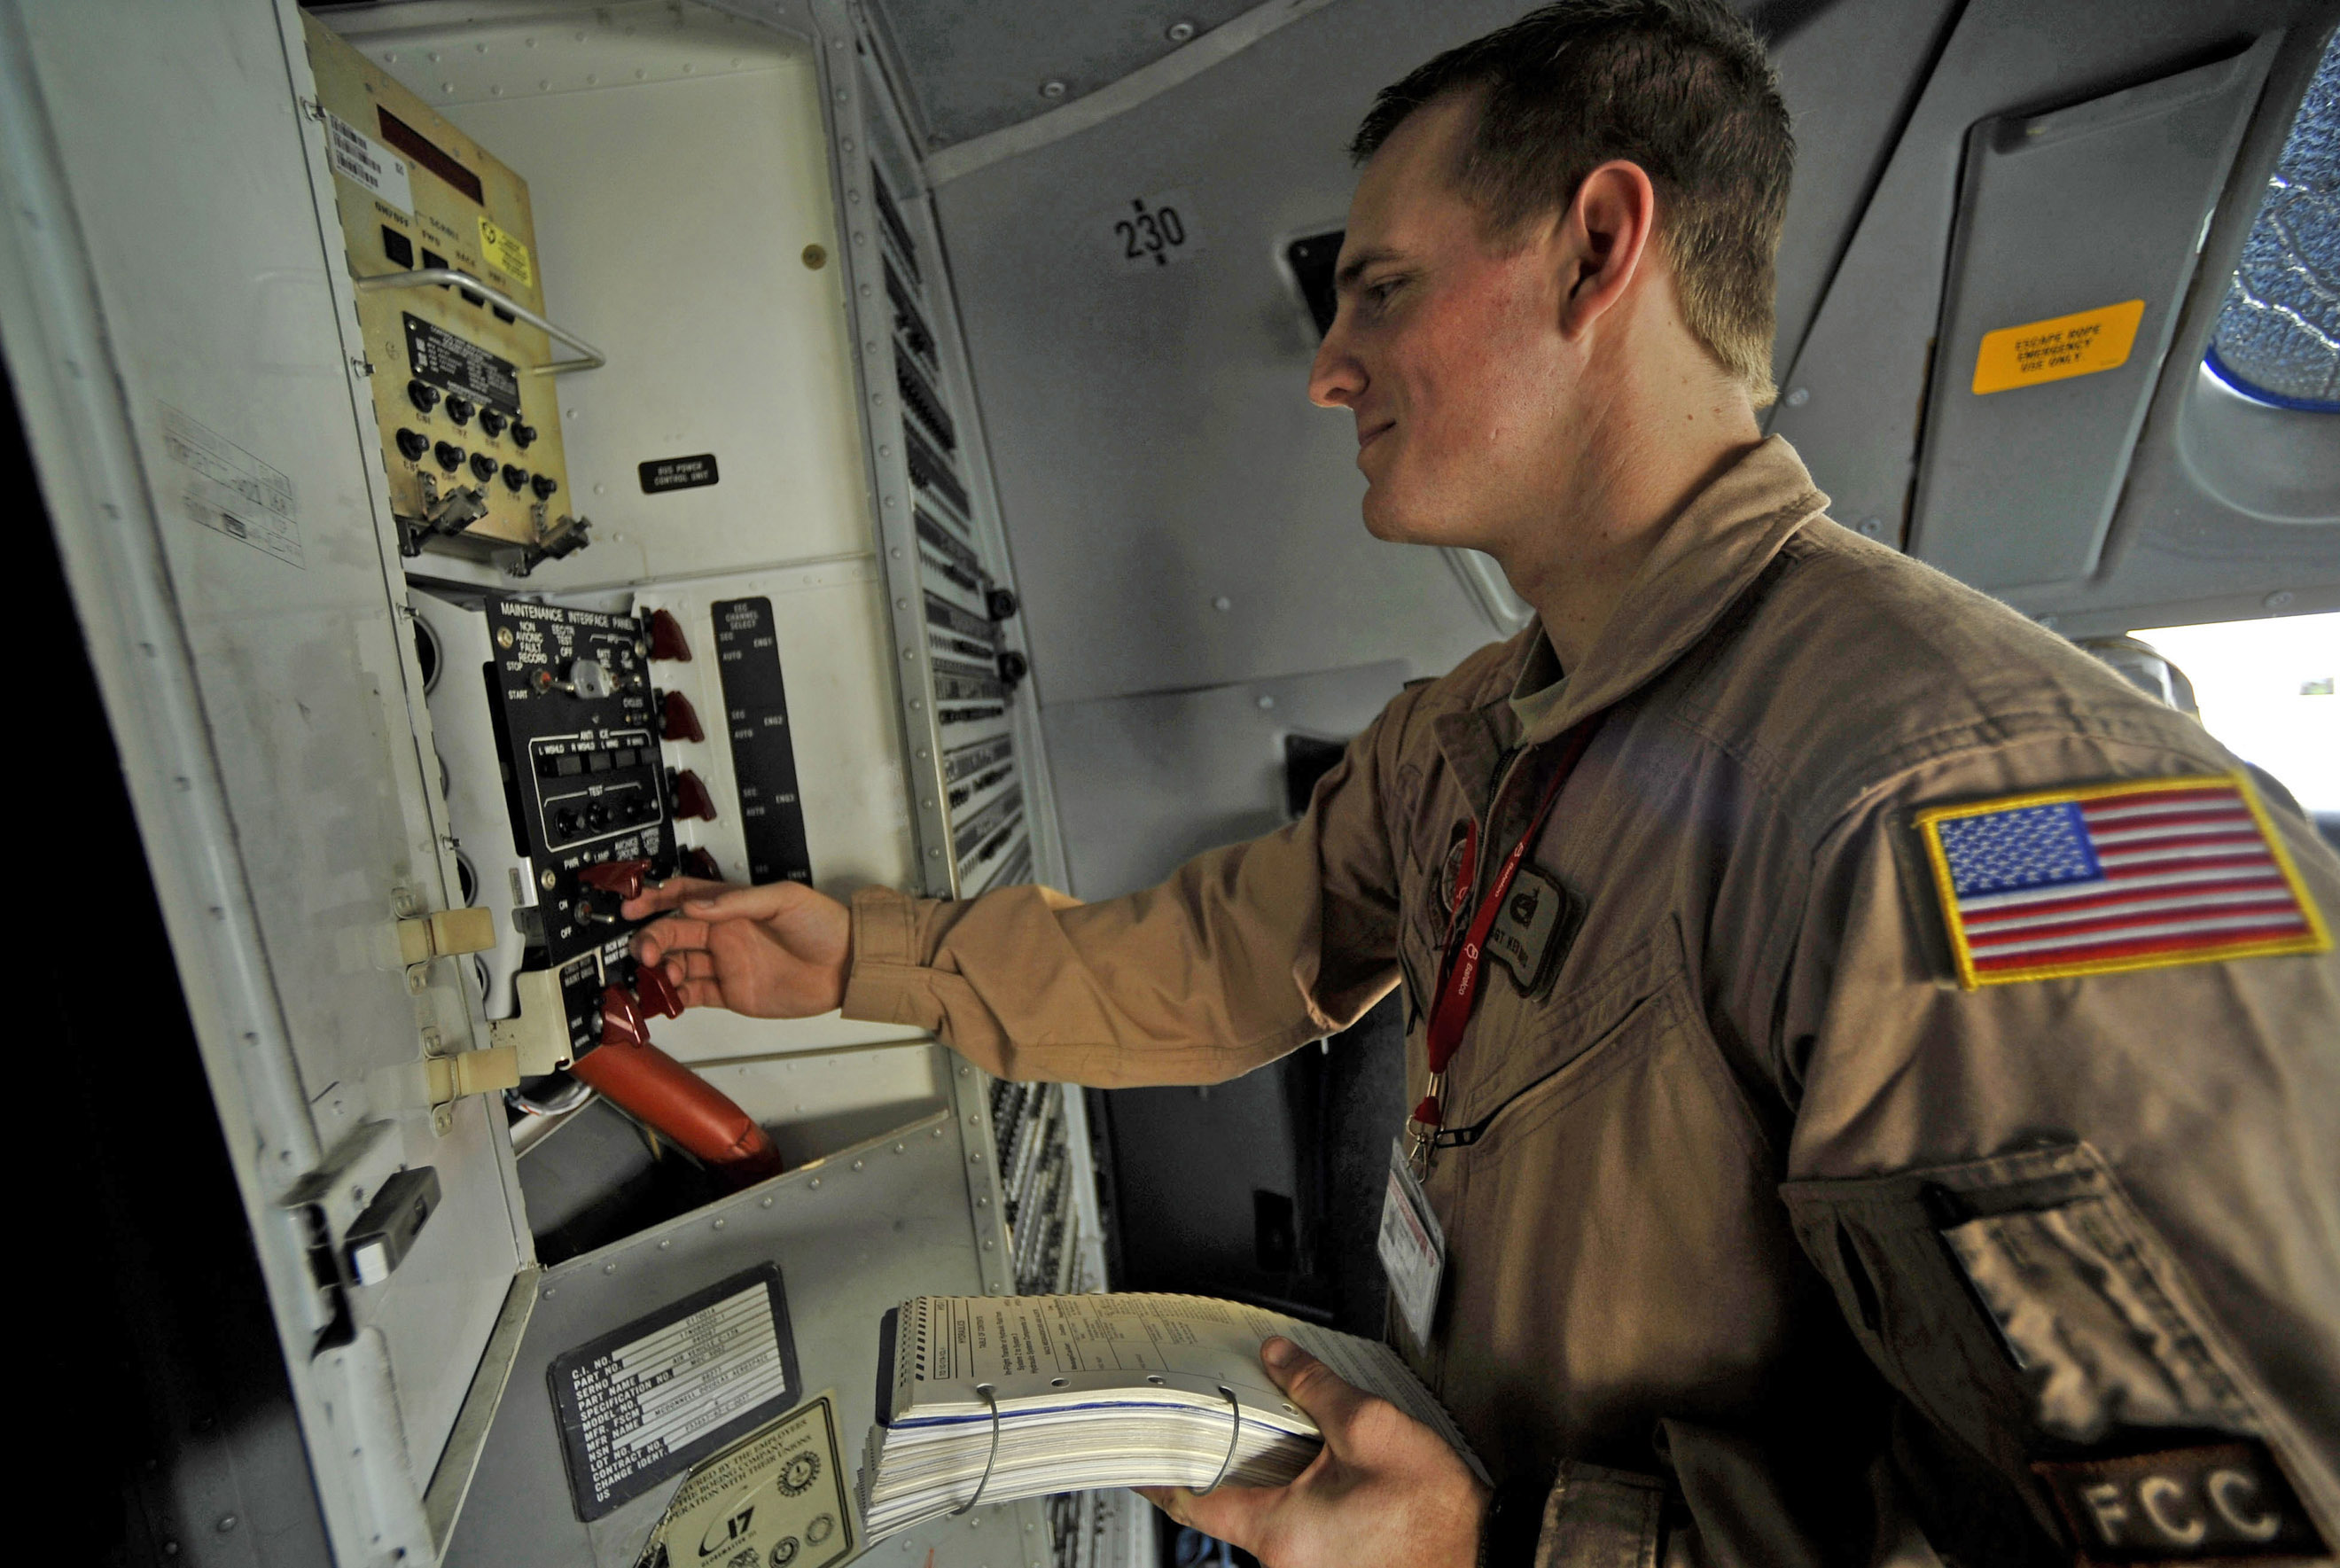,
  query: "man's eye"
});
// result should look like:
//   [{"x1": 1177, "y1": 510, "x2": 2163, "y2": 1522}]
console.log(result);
[{"x1": 1368, "y1": 278, "x2": 1402, "y2": 305}]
